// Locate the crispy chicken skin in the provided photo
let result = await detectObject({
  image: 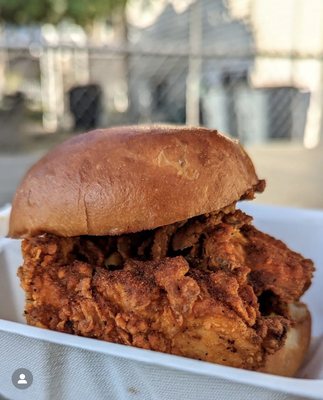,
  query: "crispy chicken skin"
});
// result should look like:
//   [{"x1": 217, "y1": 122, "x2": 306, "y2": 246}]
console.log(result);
[{"x1": 18, "y1": 208, "x2": 313, "y2": 370}]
